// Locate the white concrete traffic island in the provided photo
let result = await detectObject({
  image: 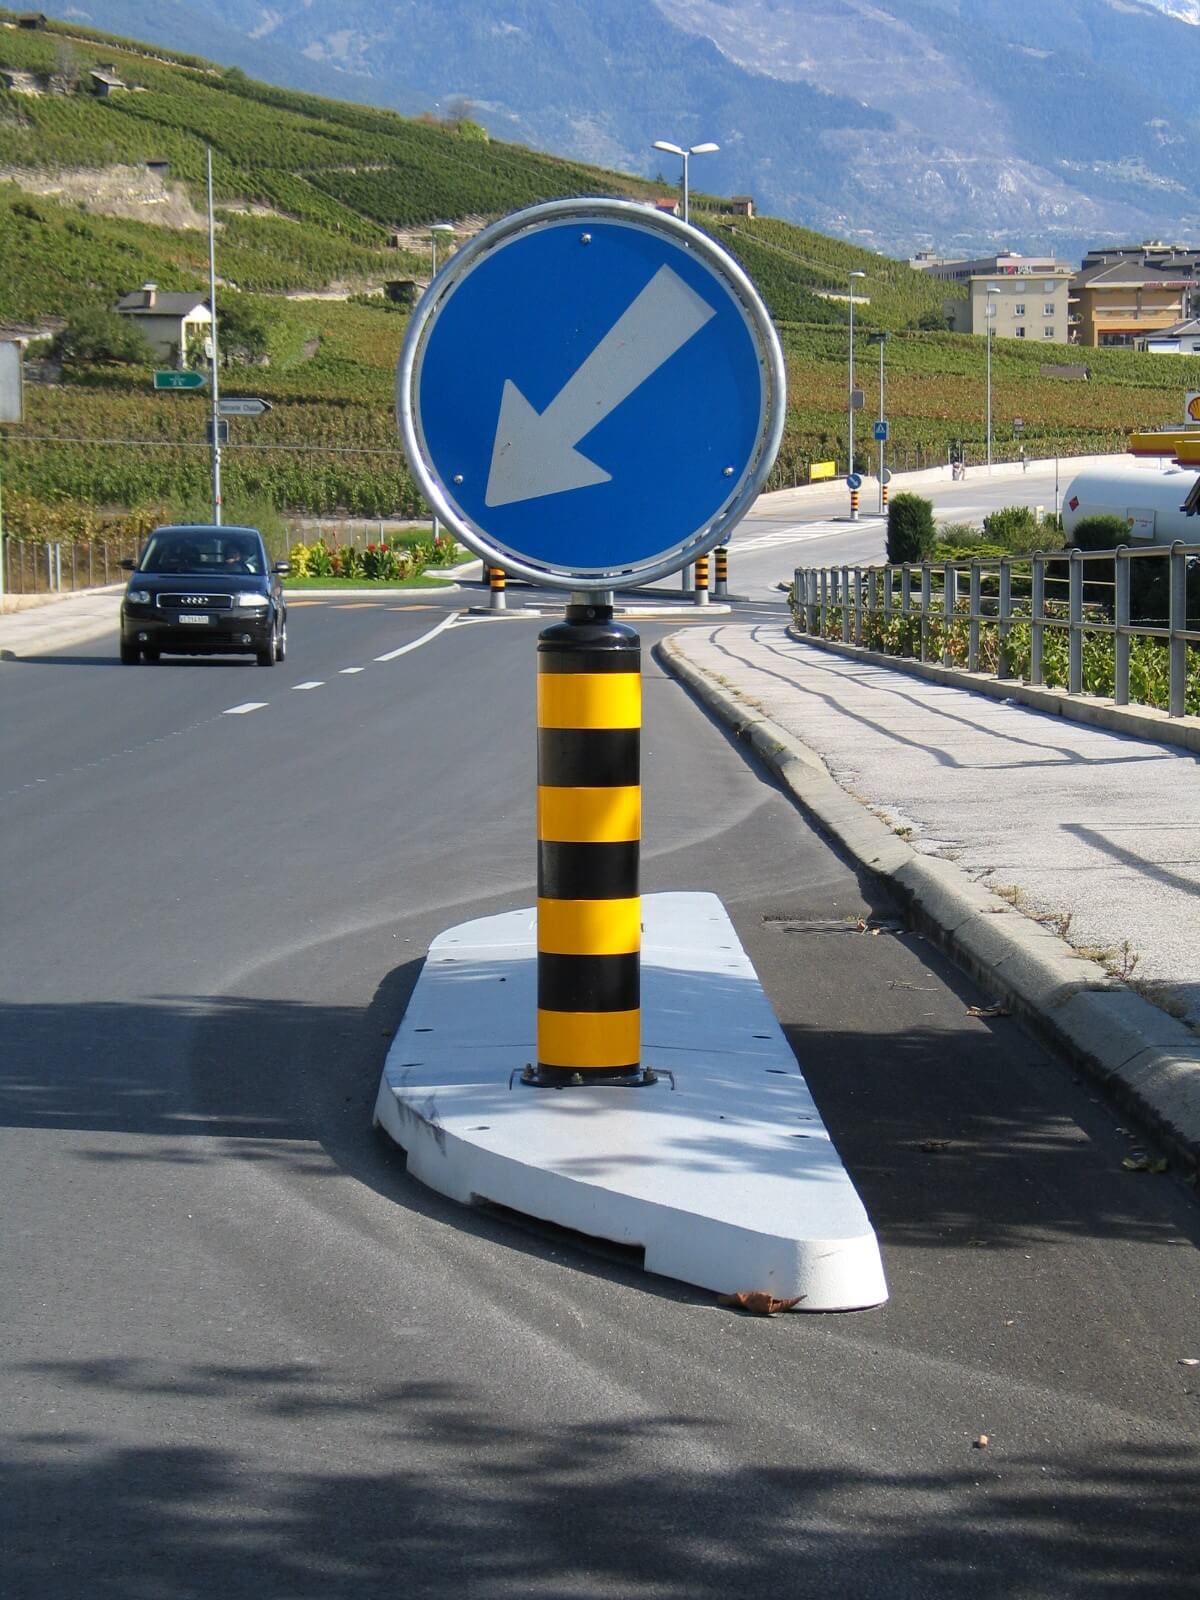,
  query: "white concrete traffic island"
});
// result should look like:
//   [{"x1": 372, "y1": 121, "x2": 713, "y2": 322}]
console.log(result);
[{"x1": 374, "y1": 891, "x2": 888, "y2": 1311}]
